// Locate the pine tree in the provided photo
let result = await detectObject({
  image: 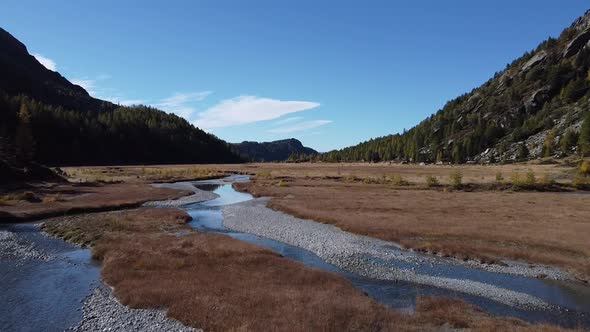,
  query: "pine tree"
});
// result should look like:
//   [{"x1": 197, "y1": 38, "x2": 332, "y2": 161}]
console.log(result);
[
  {"x1": 15, "y1": 102, "x2": 35, "y2": 165},
  {"x1": 517, "y1": 144, "x2": 530, "y2": 160},
  {"x1": 560, "y1": 129, "x2": 578, "y2": 153},
  {"x1": 579, "y1": 112, "x2": 590, "y2": 156}
]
